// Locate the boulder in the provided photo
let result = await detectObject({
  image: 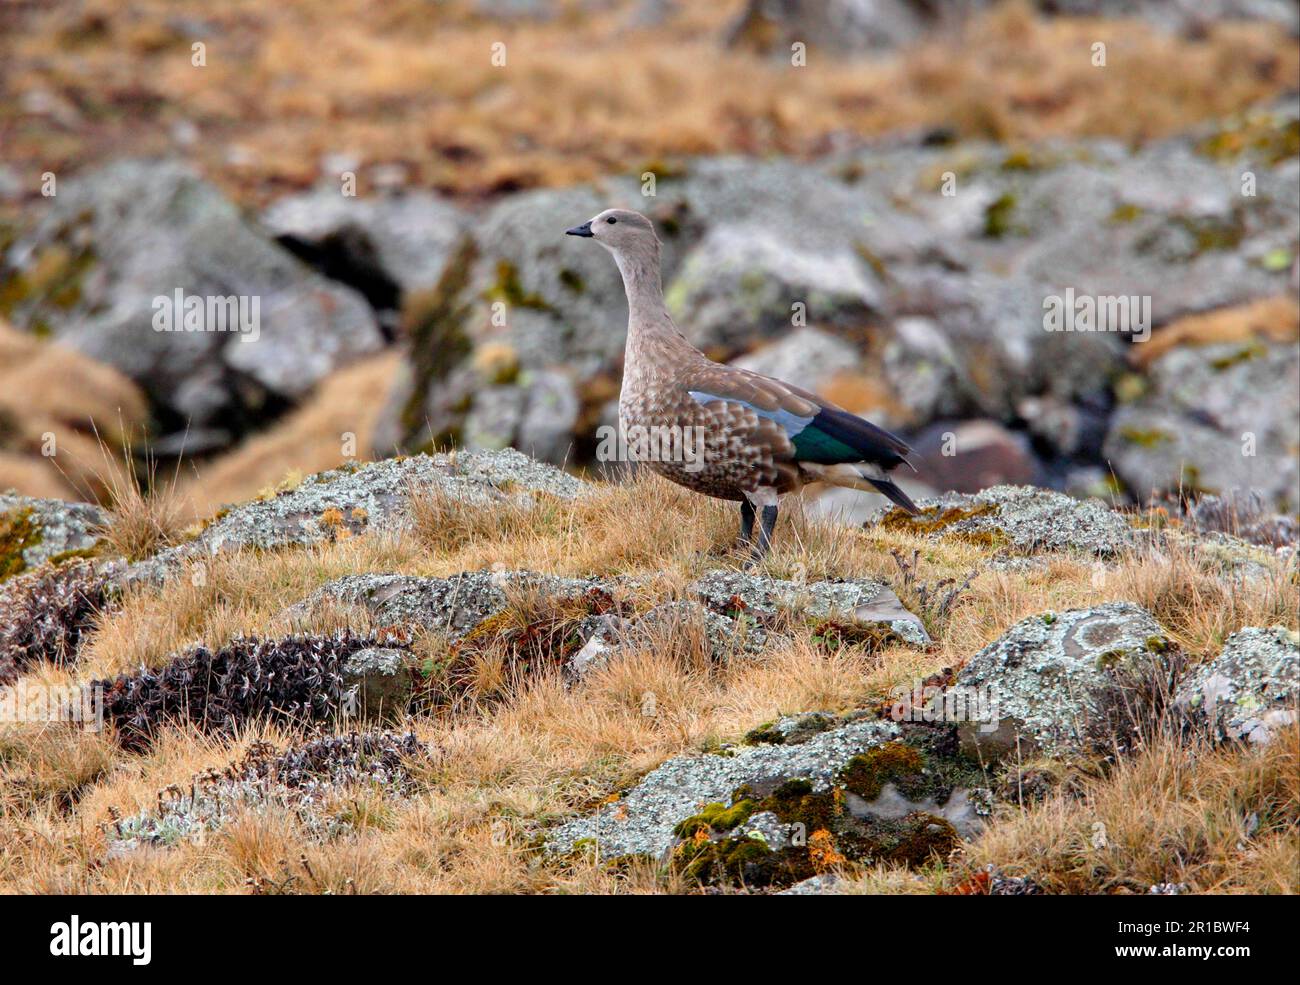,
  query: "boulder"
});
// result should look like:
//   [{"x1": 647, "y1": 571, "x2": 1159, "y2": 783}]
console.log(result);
[
  {"x1": 342, "y1": 647, "x2": 415, "y2": 721},
  {"x1": 867, "y1": 484, "x2": 1134, "y2": 556},
  {"x1": 725, "y1": 1, "x2": 1298, "y2": 58},
  {"x1": 1177, "y1": 490, "x2": 1298, "y2": 549},
  {"x1": 1105, "y1": 341, "x2": 1300, "y2": 512},
  {"x1": 262, "y1": 187, "x2": 467, "y2": 305},
  {"x1": 667, "y1": 224, "x2": 880, "y2": 355},
  {"x1": 286, "y1": 569, "x2": 609, "y2": 640},
  {"x1": 0, "y1": 493, "x2": 108, "y2": 581},
  {"x1": 547, "y1": 714, "x2": 990, "y2": 888},
  {"x1": 953, "y1": 602, "x2": 1172, "y2": 760},
  {"x1": 1, "y1": 160, "x2": 382, "y2": 443},
  {"x1": 372, "y1": 107, "x2": 1300, "y2": 481},
  {"x1": 1174, "y1": 625, "x2": 1299, "y2": 745},
  {"x1": 729, "y1": 326, "x2": 863, "y2": 395},
  {"x1": 568, "y1": 599, "x2": 770, "y2": 678},
  {"x1": 122, "y1": 449, "x2": 586, "y2": 586},
  {"x1": 688, "y1": 570, "x2": 930, "y2": 646}
]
